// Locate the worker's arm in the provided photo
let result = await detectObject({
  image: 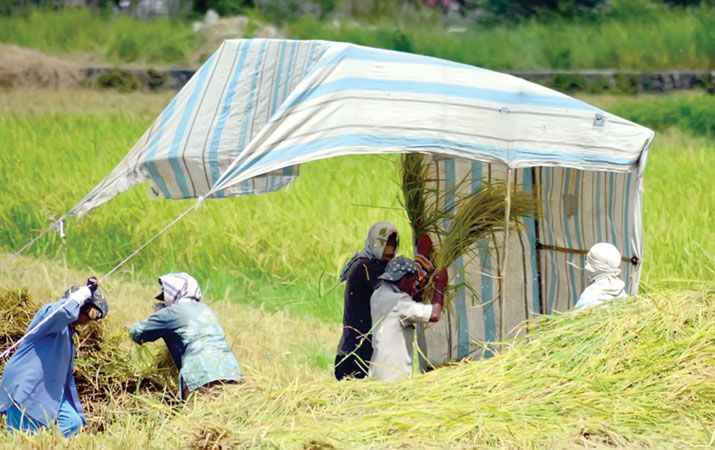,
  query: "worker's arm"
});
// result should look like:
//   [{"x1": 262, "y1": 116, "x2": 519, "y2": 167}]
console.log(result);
[
  {"x1": 128, "y1": 307, "x2": 178, "y2": 344},
  {"x1": 428, "y1": 270, "x2": 448, "y2": 323},
  {"x1": 396, "y1": 295, "x2": 434, "y2": 326},
  {"x1": 23, "y1": 286, "x2": 92, "y2": 339}
]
